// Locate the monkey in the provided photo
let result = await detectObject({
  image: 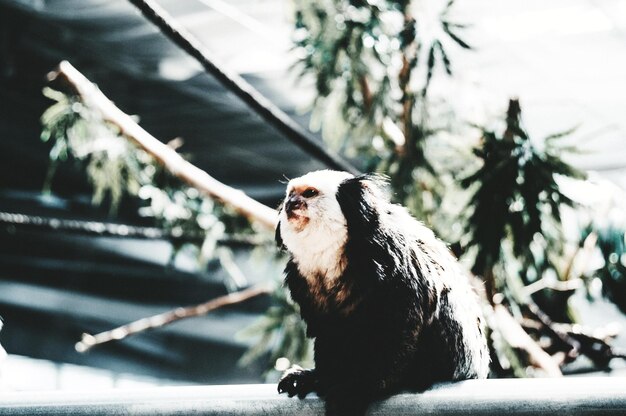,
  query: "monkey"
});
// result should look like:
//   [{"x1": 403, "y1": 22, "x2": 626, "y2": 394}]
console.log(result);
[{"x1": 275, "y1": 170, "x2": 489, "y2": 415}]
